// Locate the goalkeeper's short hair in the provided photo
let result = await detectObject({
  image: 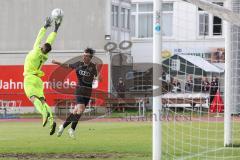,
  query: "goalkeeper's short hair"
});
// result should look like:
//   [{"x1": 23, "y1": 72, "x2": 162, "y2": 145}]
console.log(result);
[{"x1": 43, "y1": 43, "x2": 52, "y2": 53}]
